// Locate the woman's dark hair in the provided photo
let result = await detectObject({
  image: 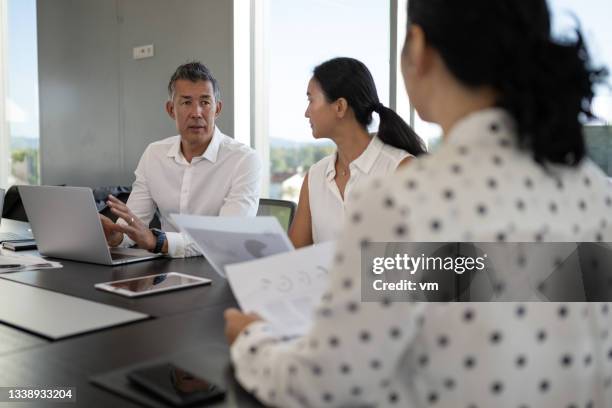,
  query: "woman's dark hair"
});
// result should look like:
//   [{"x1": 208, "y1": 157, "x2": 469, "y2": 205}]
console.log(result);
[
  {"x1": 408, "y1": 0, "x2": 608, "y2": 166},
  {"x1": 313, "y1": 57, "x2": 426, "y2": 157}
]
